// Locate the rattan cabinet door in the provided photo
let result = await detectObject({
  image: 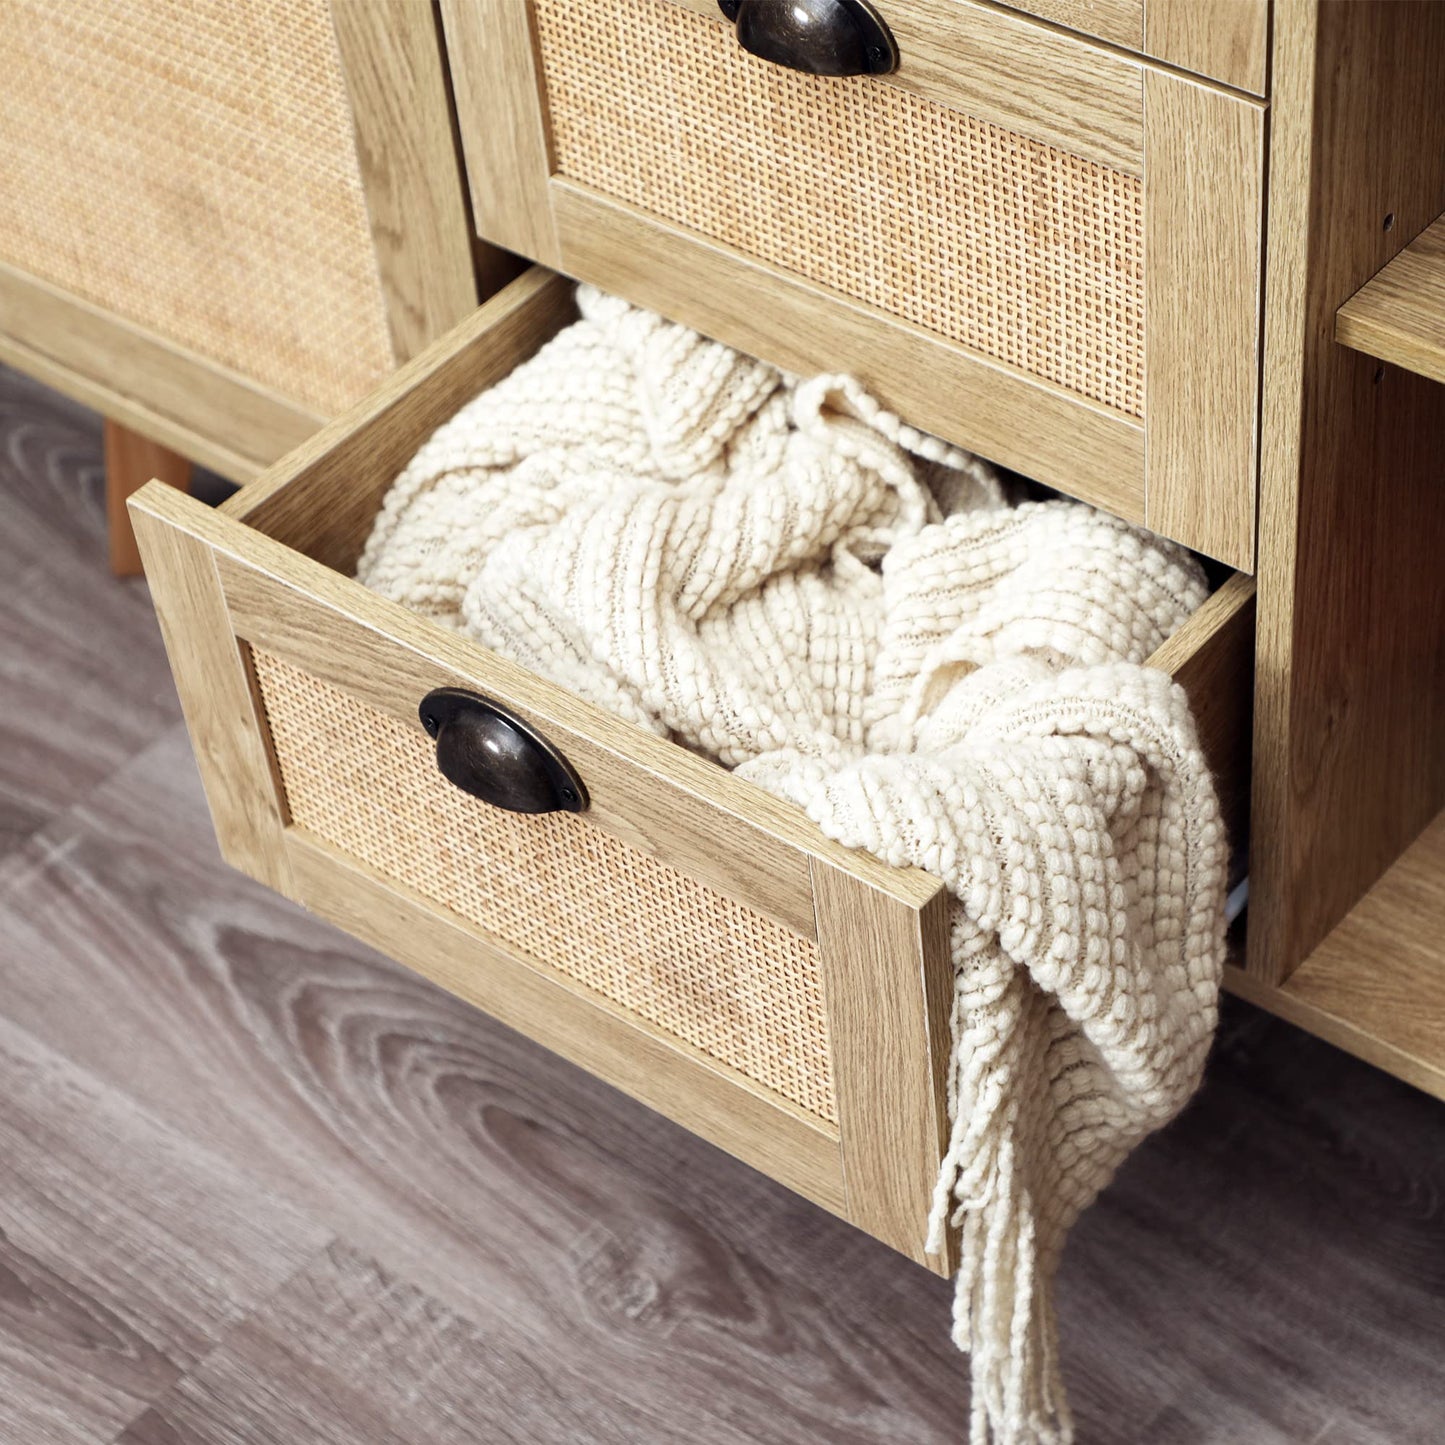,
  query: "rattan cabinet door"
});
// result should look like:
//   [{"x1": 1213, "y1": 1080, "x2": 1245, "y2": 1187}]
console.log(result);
[
  {"x1": 127, "y1": 268, "x2": 1254, "y2": 1271},
  {"x1": 0, "y1": 0, "x2": 479, "y2": 480},
  {"x1": 442, "y1": 0, "x2": 1264, "y2": 571}
]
